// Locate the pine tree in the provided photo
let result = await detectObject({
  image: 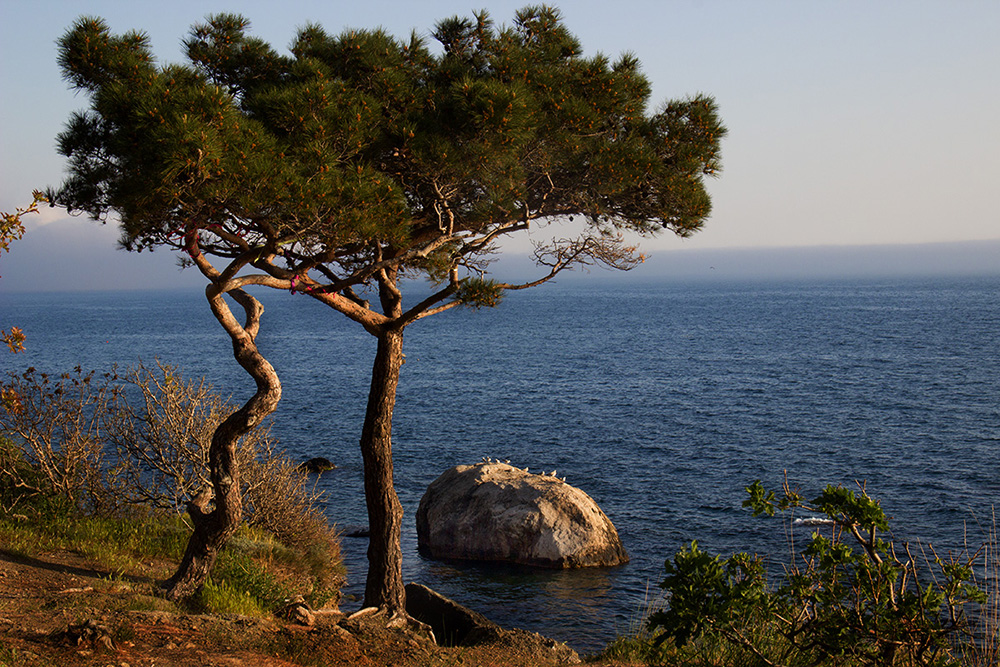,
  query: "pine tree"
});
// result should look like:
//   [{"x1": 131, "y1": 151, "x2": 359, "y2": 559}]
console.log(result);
[{"x1": 50, "y1": 7, "x2": 725, "y2": 616}]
